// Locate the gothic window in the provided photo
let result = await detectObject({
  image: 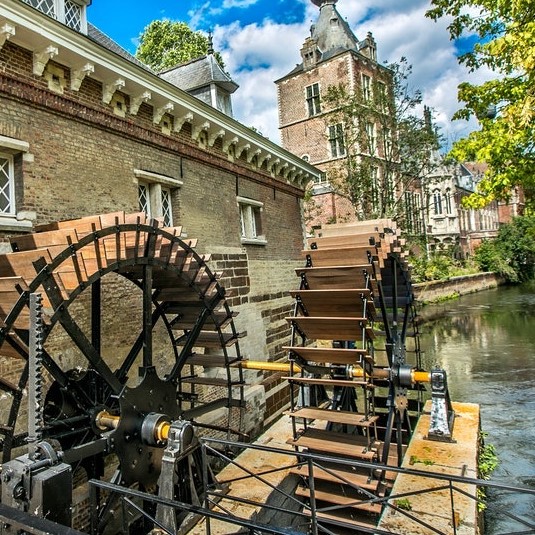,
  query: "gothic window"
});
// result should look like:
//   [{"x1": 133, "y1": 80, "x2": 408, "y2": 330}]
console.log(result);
[
  {"x1": 433, "y1": 189, "x2": 443, "y2": 215},
  {"x1": 328, "y1": 124, "x2": 346, "y2": 158},
  {"x1": 306, "y1": 83, "x2": 321, "y2": 117},
  {"x1": 445, "y1": 188, "x2": 453, "y2": 214}
]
